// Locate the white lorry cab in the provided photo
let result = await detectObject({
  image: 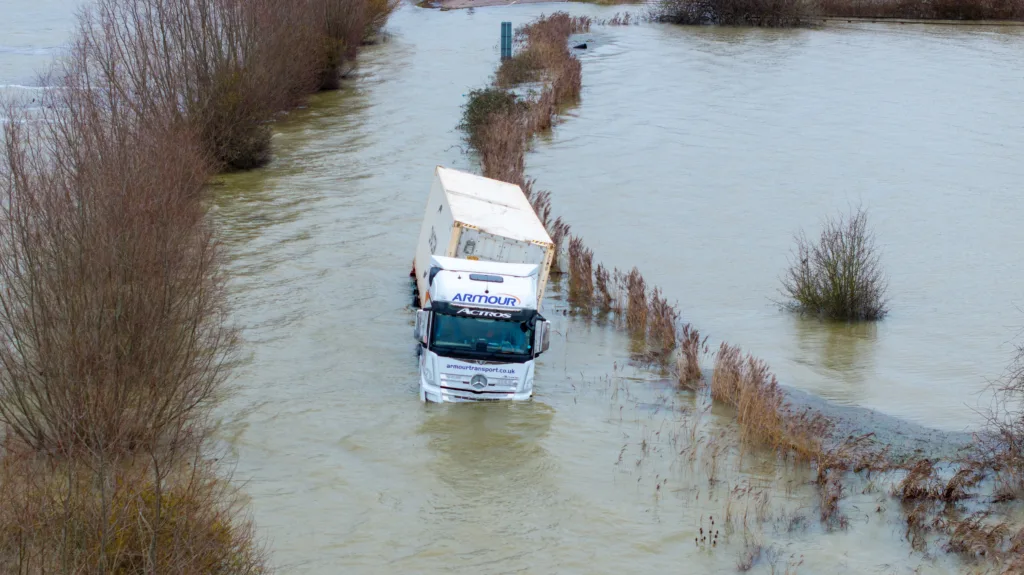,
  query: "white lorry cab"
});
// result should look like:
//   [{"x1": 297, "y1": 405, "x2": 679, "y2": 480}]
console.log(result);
[
  {"x1": 411, "y1": 166, "x2": 555, "y2": 403},
  {"x1": 413, "y1": 256, "x2": 551, "y2": 402}
]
